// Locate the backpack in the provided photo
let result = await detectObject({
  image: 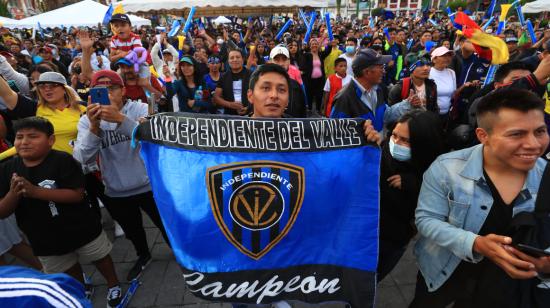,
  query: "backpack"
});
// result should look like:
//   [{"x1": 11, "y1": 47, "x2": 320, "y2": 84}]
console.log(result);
[{"x1": 400, "y1": 77, "x2": 411, "y2": 101}]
